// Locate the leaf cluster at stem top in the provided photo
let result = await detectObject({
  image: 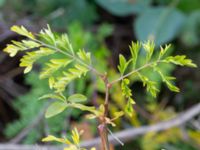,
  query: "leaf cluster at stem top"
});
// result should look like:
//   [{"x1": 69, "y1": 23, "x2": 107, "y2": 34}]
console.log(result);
[{"x1": 3, "y1": 25, "x2": 197, "y2": 118}]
